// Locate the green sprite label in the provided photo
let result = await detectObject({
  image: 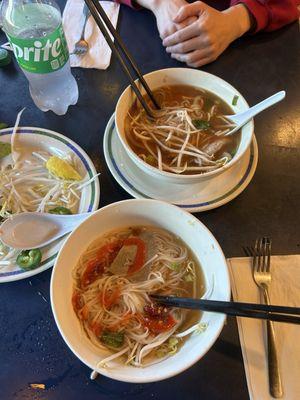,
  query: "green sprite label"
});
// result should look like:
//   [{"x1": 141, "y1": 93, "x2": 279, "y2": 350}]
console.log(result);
[{"x1": 7, "y1": 24, "x2": 69, "y2": 74}]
